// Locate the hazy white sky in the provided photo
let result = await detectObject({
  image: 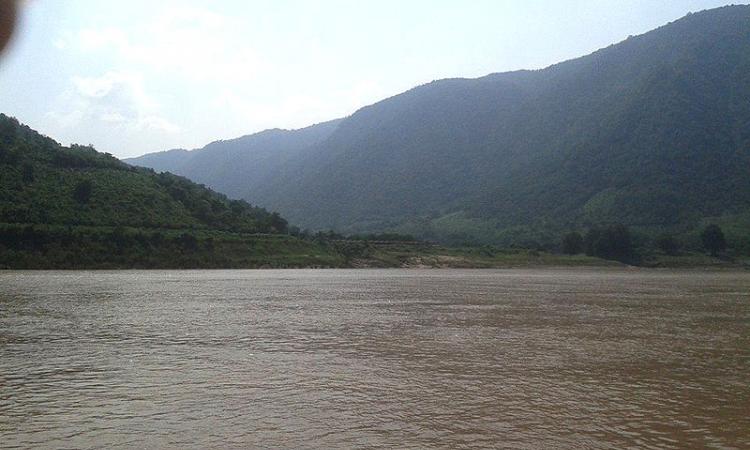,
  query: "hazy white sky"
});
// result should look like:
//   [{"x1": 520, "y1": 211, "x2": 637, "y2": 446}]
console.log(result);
[{"x1": 0, "y1": 0, "x2": 743, "y2": 158}]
